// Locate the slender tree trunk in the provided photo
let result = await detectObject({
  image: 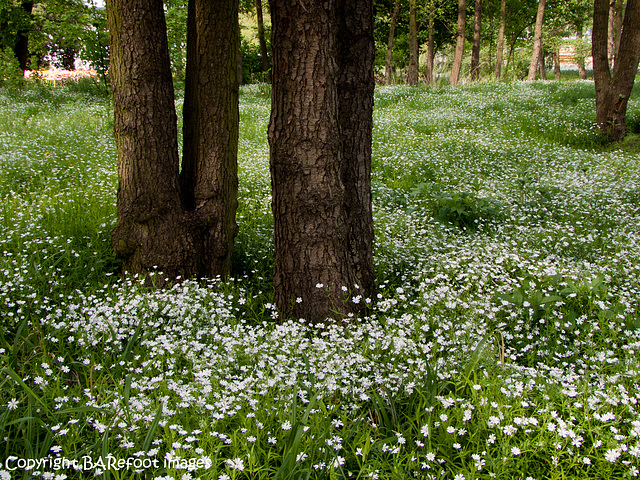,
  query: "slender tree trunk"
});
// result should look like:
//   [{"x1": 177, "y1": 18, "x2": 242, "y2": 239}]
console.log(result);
[
  {"x1": 425, "y1": 4, "x2": 435, "y2": 86},
  {"x1": 385, "y1": 0, "x2": 402, "y2": 85},
  {"x1": 553, "y1": 51, "x2": 561, "y2": 80},
  {"x1": 576, "y1": 23, "x2": 587, "y2": 79},
  {"x1": 256, "y1": 0, "x2": 270, "y2": 74},
  {"x1": 613, "y1": 0, "x2": 625, "y2": 61},
  {"x1": 608, "y1": 0, "x2": 616, "y2": 67},
  {"x1": 408, "y1": 0, "x2": 419, "y2": 85},
  {"x1": 470, "y1": 0, "x2": 482, "y2": 81},
  {"x1": 108, "y1": 0, "x2": 197, "y2": 280},
  {"x1": 450, "y1": 0, "x2": 466, "y2": 85},
  {"x1": 527, "y1": 0, "x2": 545, "y2": 81},
  {"x1": 593, "y1": 0, "x2": 640, "y2": 141},
  {"x1": 494, "y1": 0, "x2": 505, "y2": 78},
  {"x1": 181, "y1": 0, "x2": 239, "y2": 278},
  {"x1": 269, "y1": 0, "x2": 375, "y2": 322},
  {"x1": 538, "y1": 50, "x2": 546, "y2": 79}
]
